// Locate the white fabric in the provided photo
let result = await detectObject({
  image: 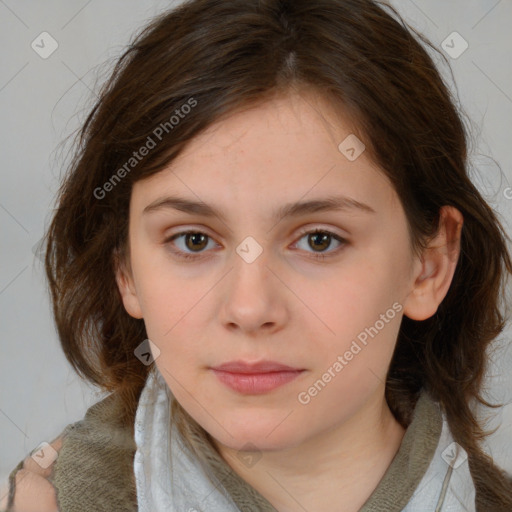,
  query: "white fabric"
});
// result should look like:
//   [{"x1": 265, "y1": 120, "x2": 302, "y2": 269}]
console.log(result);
[
  {"x1": 134, "y1": 365, "x2": 478, "y2": 512},
  {"x1": 134, "y1": 365, "x2": 240, "y2": 512},
  {"x1": 403, "y1": 417, "x2": 476, "y2": 511}
]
